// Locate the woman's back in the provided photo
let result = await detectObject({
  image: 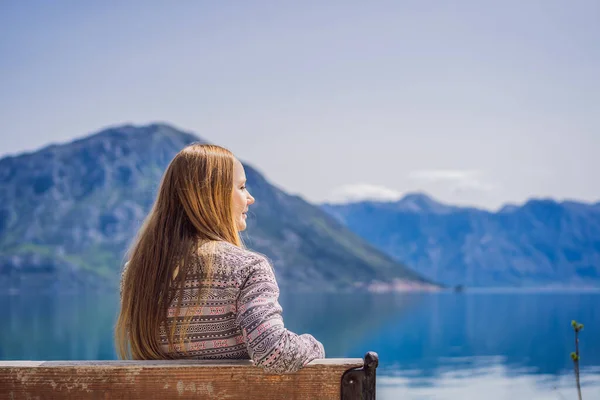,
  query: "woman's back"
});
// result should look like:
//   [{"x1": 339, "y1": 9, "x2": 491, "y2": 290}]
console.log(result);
[{"x1": 131, "y1": 241, "x2": 325, "y2": 373}]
